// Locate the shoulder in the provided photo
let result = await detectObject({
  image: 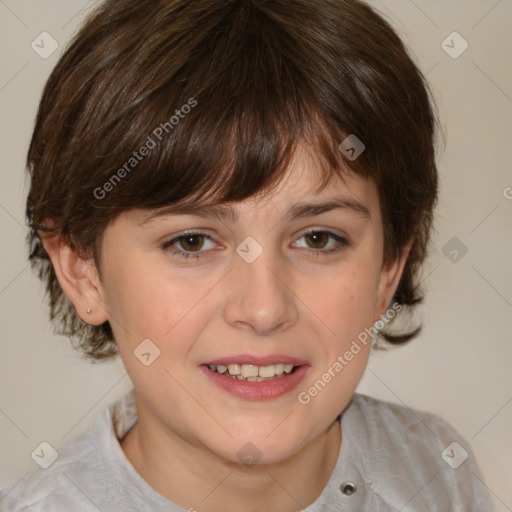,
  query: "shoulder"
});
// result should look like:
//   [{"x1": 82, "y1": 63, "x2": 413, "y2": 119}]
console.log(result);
[
  {"x1": 1, "y1": 391, "x2": 140, "y2": 512},
  {"x1": 350, "y1": 392, "x2": 463, "y2": 440},
  {"x1": 343, "y1": 393, "x2": 495, "y2": 511},
  {"x1": 349, "y1": 392, "x2": 471, "y2": 456},
  {"x1": 347, "y1": 392, "x2": 476, "y2": 470},
  {"x1": 1, "y1": 430, "x2": 104, "y2": 512},
  {"x1": 1, "y1": 391, "x2": 140, "y2": 511}
]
